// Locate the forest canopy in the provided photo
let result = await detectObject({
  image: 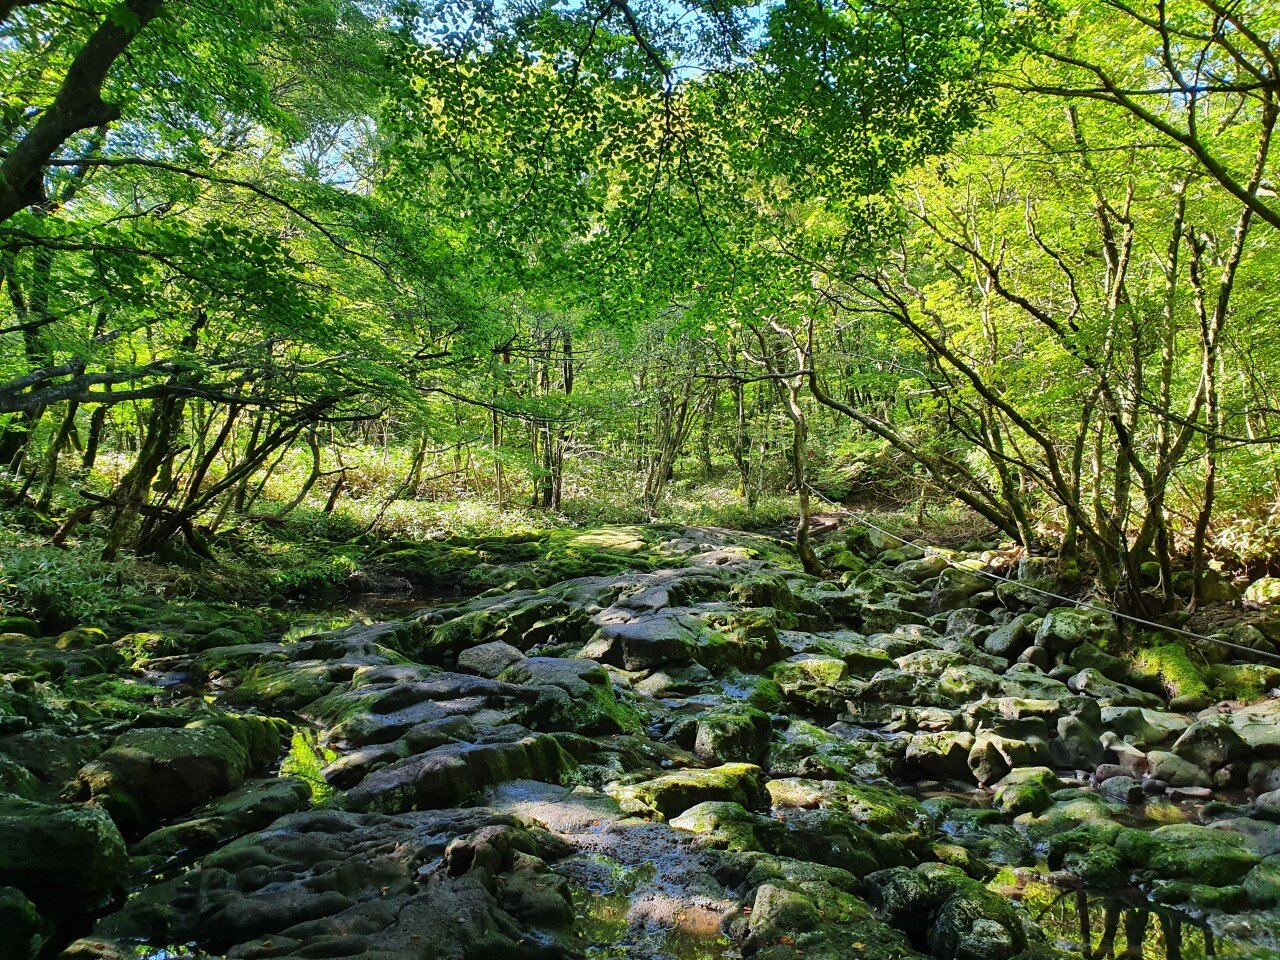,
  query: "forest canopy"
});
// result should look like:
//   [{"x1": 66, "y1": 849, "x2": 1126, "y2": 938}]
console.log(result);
[{"x1": 2, "y1": 0, "x2": 1279, "y2": 611}]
